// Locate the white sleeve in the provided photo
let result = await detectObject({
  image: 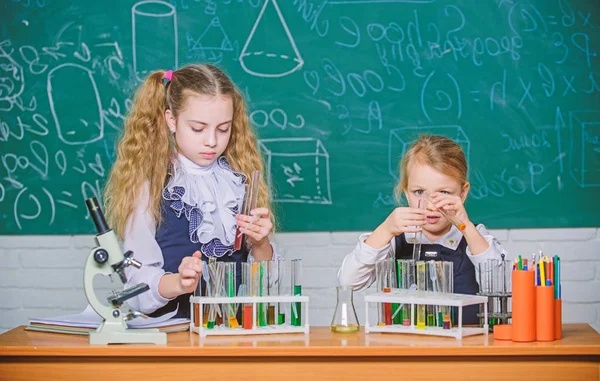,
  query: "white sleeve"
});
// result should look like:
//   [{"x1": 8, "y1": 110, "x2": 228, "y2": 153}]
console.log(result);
[
  {"x1": 248, "y1": 238, "x2": 283, "y2": 287},
  {"x1": 465, "y1": 224, "x2": 507, "y2": 266},
  {"x1": 123, "y1": 182, "x2": 173, "y2": 314},
  {"x1": 247, "y1": 238, "x2": 283, "y2": 262},
  {"x1": 337, "y1": 233, "x2": 395, "y2": 292}
]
